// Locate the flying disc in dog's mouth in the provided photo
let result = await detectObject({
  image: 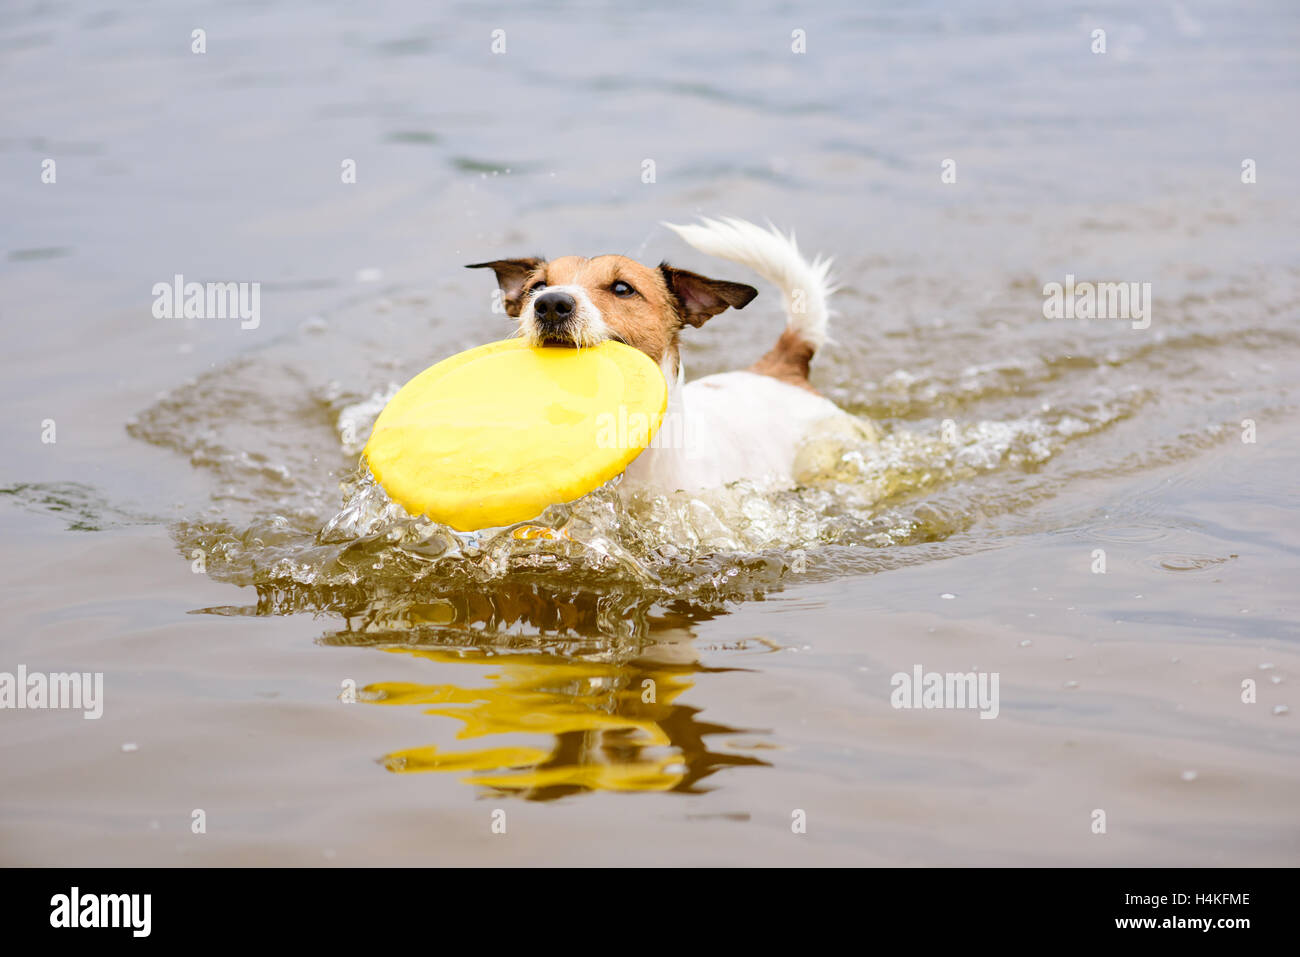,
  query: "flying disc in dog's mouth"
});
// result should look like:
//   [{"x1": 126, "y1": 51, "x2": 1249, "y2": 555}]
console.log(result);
[{"x1": 363, "y1": 338, "x2": 668, "y2": 531}]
